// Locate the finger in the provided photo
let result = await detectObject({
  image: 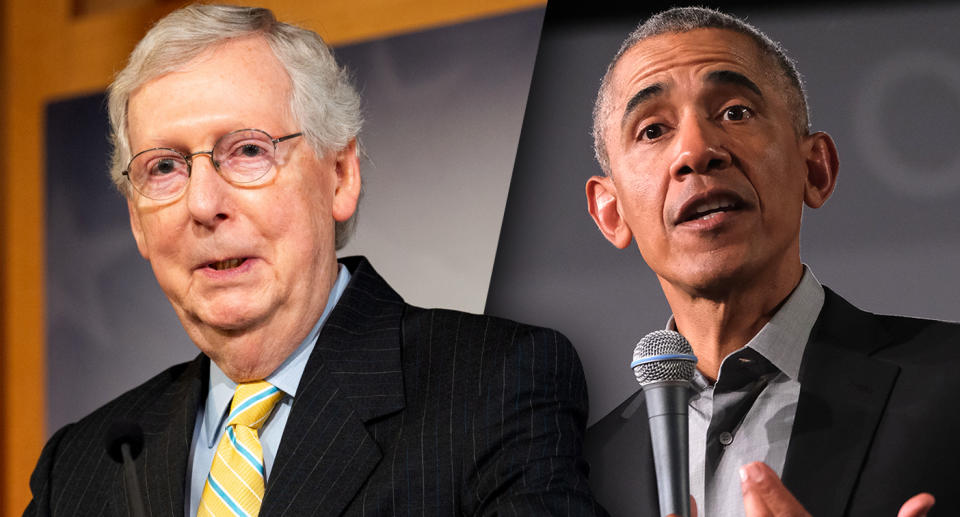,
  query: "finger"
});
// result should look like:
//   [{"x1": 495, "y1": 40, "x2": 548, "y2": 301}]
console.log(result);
[
  {"x1": 740, "y1": 461, "x2": 811, "y2": 517},
  {"x1": 740, "y1": 463, "x2": 774, "y2": 517},
  {"x1": 897, "y1": 493, "x2": 935, "y2": 517}
]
